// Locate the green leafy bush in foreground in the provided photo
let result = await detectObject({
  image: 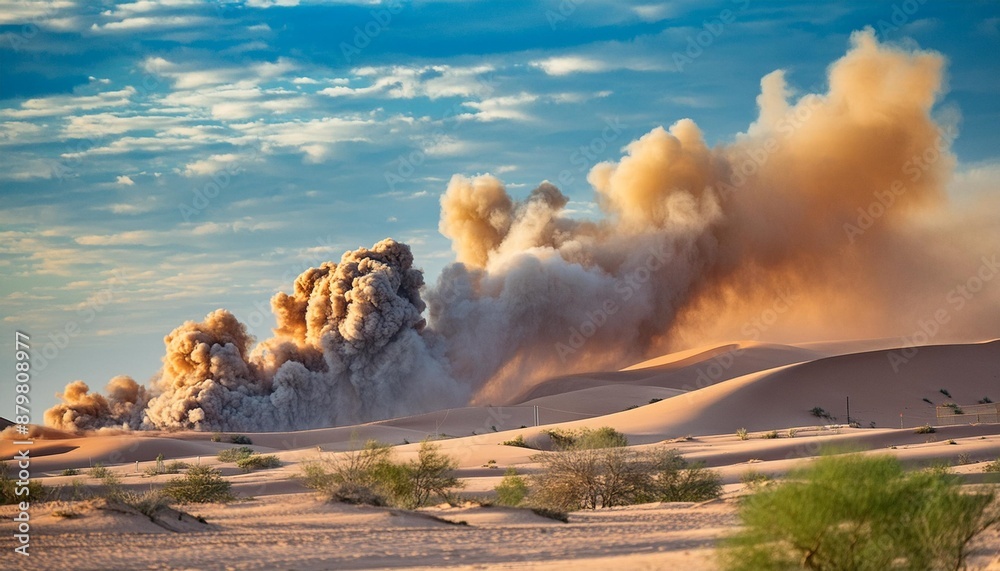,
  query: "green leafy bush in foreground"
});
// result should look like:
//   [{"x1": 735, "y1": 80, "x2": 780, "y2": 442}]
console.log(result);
[{"x1": 720, "y1": 453, "x2": 1000, "y2": 571}]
